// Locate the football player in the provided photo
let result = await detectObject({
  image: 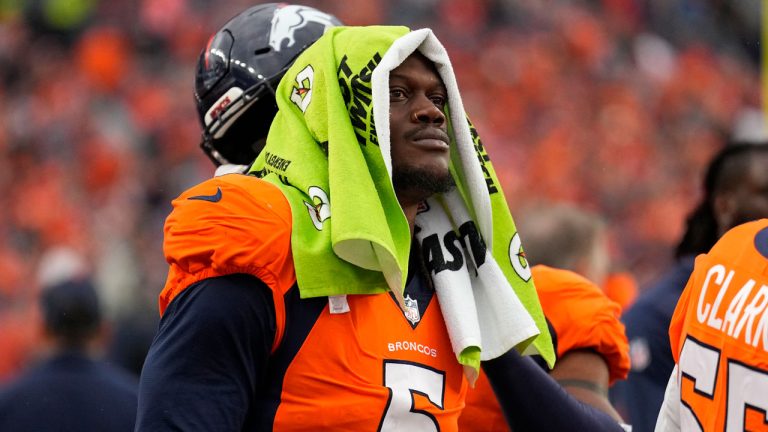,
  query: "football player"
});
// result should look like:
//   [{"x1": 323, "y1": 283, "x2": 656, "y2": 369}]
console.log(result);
[
  {"x1": 136, "y1": 5, "x2": 630, "y2": 431},
  {"x1": 655, "y1": 219, "x2": 768, "y2": 431},
  {"x1": 618, "y1": 142, "x2": 768, "y2": 431}
]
